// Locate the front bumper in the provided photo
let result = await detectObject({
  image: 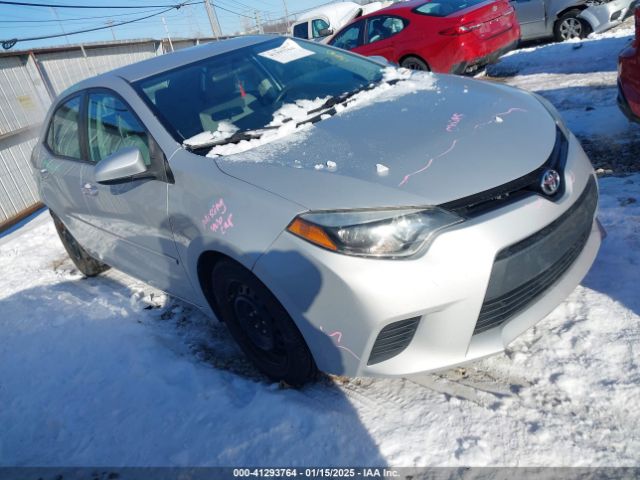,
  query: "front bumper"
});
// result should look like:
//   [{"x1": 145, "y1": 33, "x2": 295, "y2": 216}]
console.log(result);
[
  {"x1": 253, "y1": 134, "x2": 601, "y2": 377},
  {"x1": 579, "y1": 0, "x2": 635, "y2": 35},
  {"x1": 617, "y1": 79, "x2": 640, "y2": 122}
]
